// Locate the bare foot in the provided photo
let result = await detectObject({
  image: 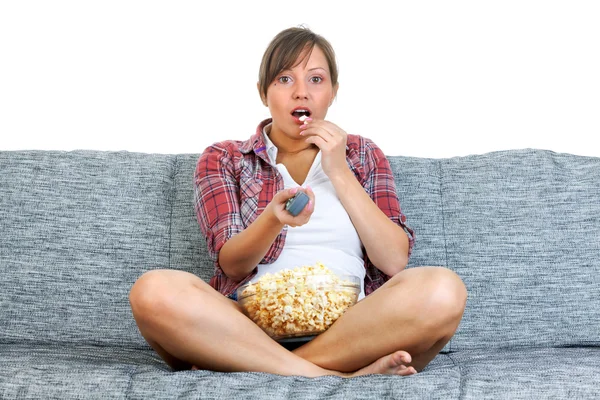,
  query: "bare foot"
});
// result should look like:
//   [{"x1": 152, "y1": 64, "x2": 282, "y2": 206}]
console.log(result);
[
  {"x1": 190, "y1": 353, "x2": 416, "y2": 377},
  {"x1": 350, "y1": 351, "x2": 417, "y2": 377}
]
